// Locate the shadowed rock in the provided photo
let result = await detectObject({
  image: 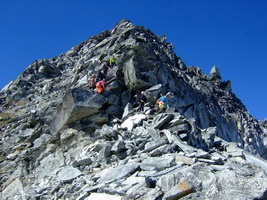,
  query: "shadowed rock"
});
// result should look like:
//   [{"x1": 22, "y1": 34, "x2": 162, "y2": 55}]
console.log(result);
[{"x1": 50, "y1": 88, "x2": 107, "y2": 134}]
